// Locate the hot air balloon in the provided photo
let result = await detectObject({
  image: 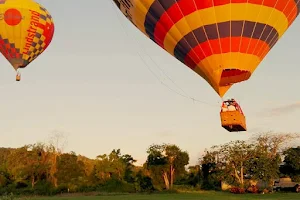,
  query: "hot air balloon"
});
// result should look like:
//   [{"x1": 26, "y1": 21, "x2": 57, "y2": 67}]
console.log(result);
[
  {"x1": 112, "y1": 0, "x2": 299, "y2": 132},
  {"x1": 0, "y1": 0, "x2": 54, "y2": 81}
]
